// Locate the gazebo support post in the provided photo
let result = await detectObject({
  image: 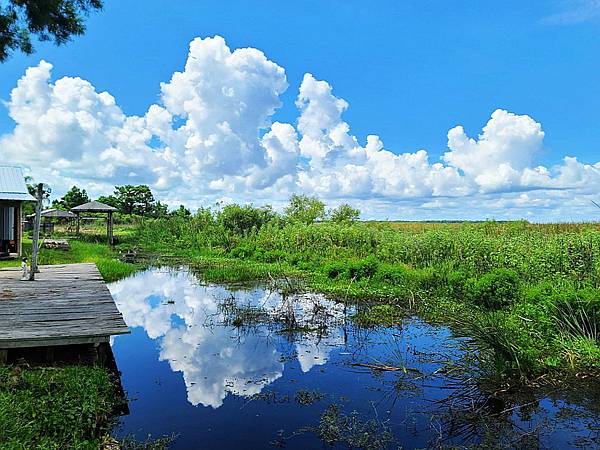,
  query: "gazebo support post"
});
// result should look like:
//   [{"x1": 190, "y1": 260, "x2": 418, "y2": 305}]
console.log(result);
[
  {"x1": 76, "y1": 212, "x2": 80, "y2": 236},
  {"x1": 107, "y1": 212, "x2": 114, "y2": 245}
]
